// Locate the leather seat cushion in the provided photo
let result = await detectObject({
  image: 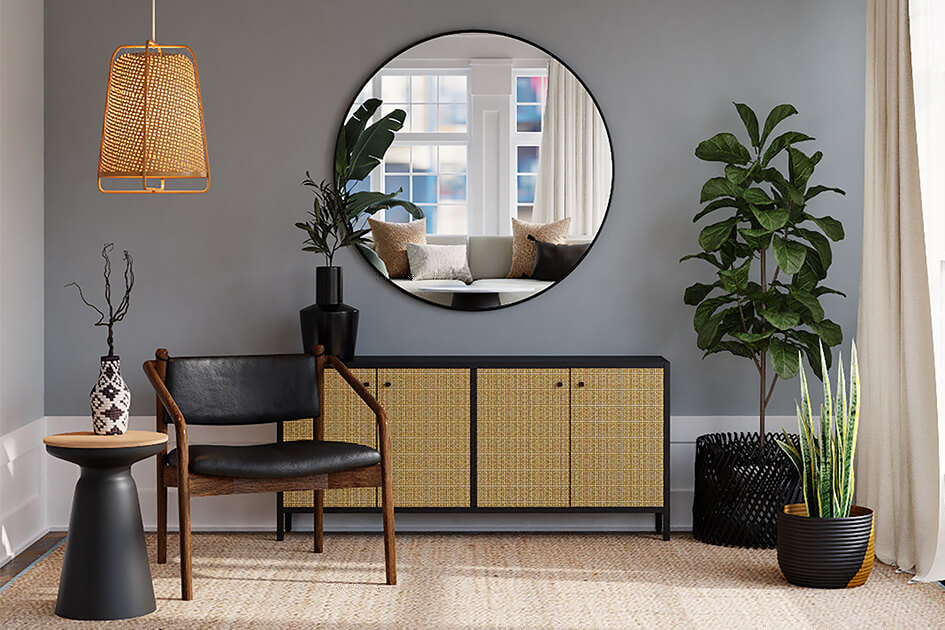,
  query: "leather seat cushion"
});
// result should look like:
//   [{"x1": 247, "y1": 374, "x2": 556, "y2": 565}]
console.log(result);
[{"x1": 167, "y1": 440, "x2": 381, "y2": 478}]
